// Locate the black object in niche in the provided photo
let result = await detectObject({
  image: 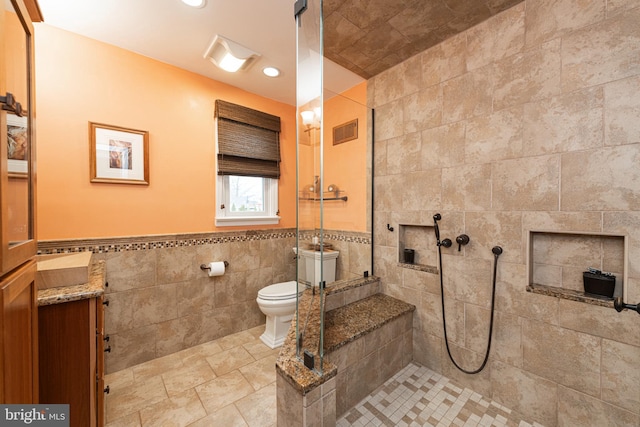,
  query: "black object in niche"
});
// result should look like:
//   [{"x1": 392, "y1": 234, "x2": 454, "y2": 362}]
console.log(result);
[
  {"x1": 403, "y1": 249, "x2": 415, "y2": 264},
  {"x1": 583, "y1": 269, "x2": 615, "y2": 298}
]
